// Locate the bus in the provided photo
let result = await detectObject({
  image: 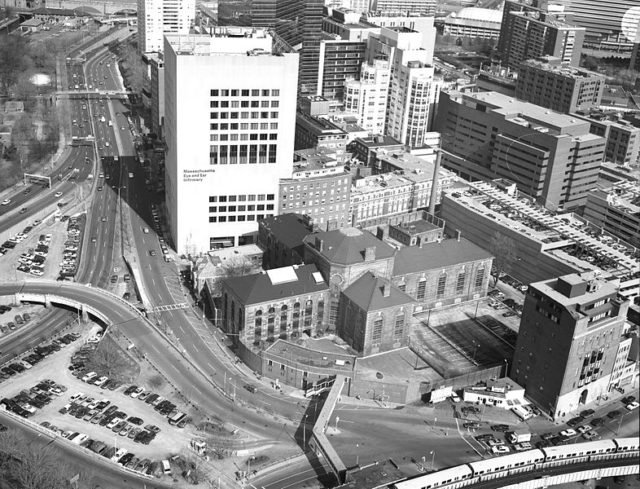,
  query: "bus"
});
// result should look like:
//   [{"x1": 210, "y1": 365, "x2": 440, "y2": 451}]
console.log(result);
[{"x1": 168, "y1": 411, "x2": 186, "y2": 426}]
